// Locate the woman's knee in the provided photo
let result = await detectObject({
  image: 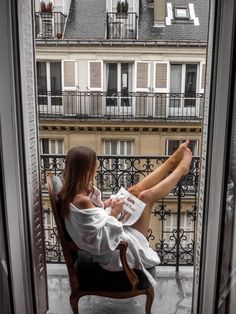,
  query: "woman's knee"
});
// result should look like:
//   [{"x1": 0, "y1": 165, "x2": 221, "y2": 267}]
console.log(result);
[
  {"x1": 138, "y1": 190, "x2": 151, "y2": 204},
  {"x1": 128, "y1": 185, "x2": 140, "y2": 198}
]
